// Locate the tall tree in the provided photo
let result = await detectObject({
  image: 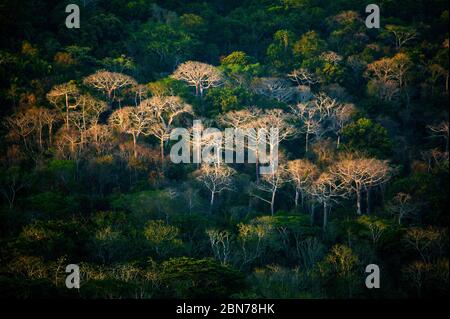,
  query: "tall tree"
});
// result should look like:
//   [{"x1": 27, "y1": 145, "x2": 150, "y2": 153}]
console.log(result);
[
  {"x1": 171, "y1": 61, "x2": 223, "y2": 97},
  {"x1": 331, "y1": 155, "x2": 392, "y2": 215}
]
